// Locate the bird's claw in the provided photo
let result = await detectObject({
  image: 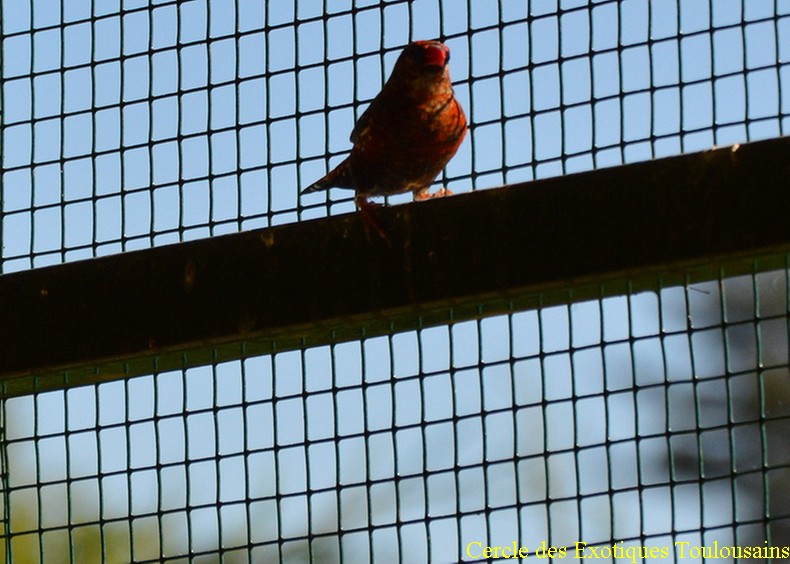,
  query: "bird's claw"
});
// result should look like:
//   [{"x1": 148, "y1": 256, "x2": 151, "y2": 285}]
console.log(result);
[
  {"x1": 414, "y1": 187, "x2": 454, "y2": 200},
  {"x1": 355, "y1": 196, "x2": 391, "y2": 245}
]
